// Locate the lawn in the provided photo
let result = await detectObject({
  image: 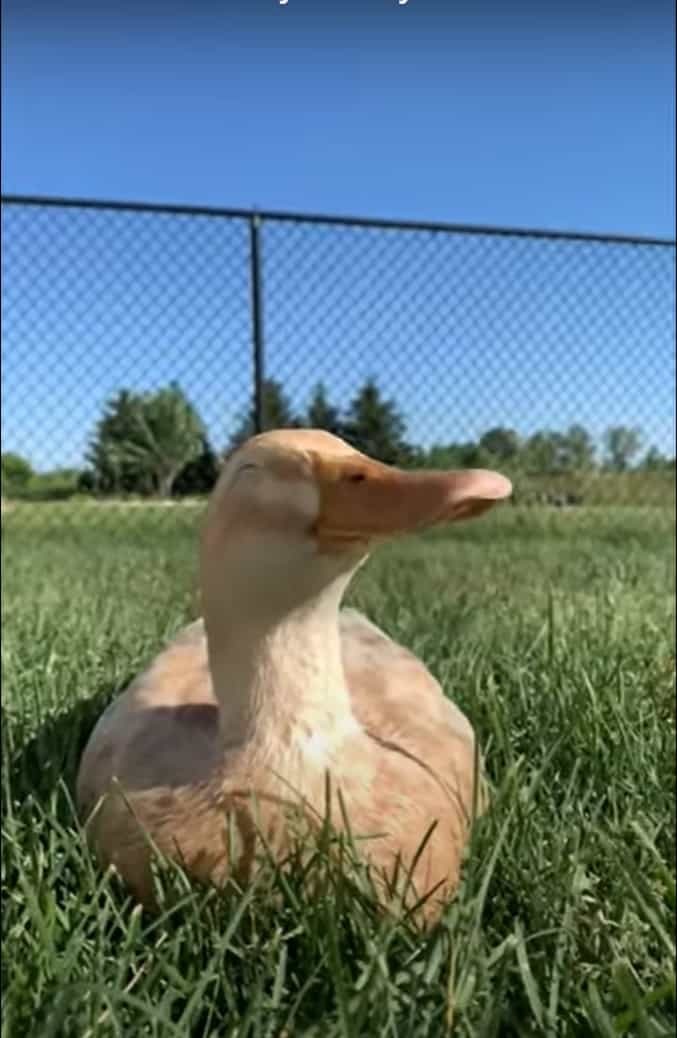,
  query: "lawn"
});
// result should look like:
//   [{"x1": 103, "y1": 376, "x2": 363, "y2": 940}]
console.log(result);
[{"x1": 2, "y1": 502, "x2": 675, "y2": 1036}]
